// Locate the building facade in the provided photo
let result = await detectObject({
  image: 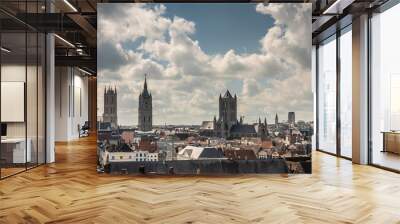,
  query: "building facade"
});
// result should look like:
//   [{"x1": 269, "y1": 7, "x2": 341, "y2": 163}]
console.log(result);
[
  {"x1": 103, "y1": 86, "x2": 118, "y2": 128},
  {"x1": 138, "y1": 75, "x2": 153, "y2": 131},
  {"x1": 102, "y1": 150, "x2": 159, "y2": 166}
]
